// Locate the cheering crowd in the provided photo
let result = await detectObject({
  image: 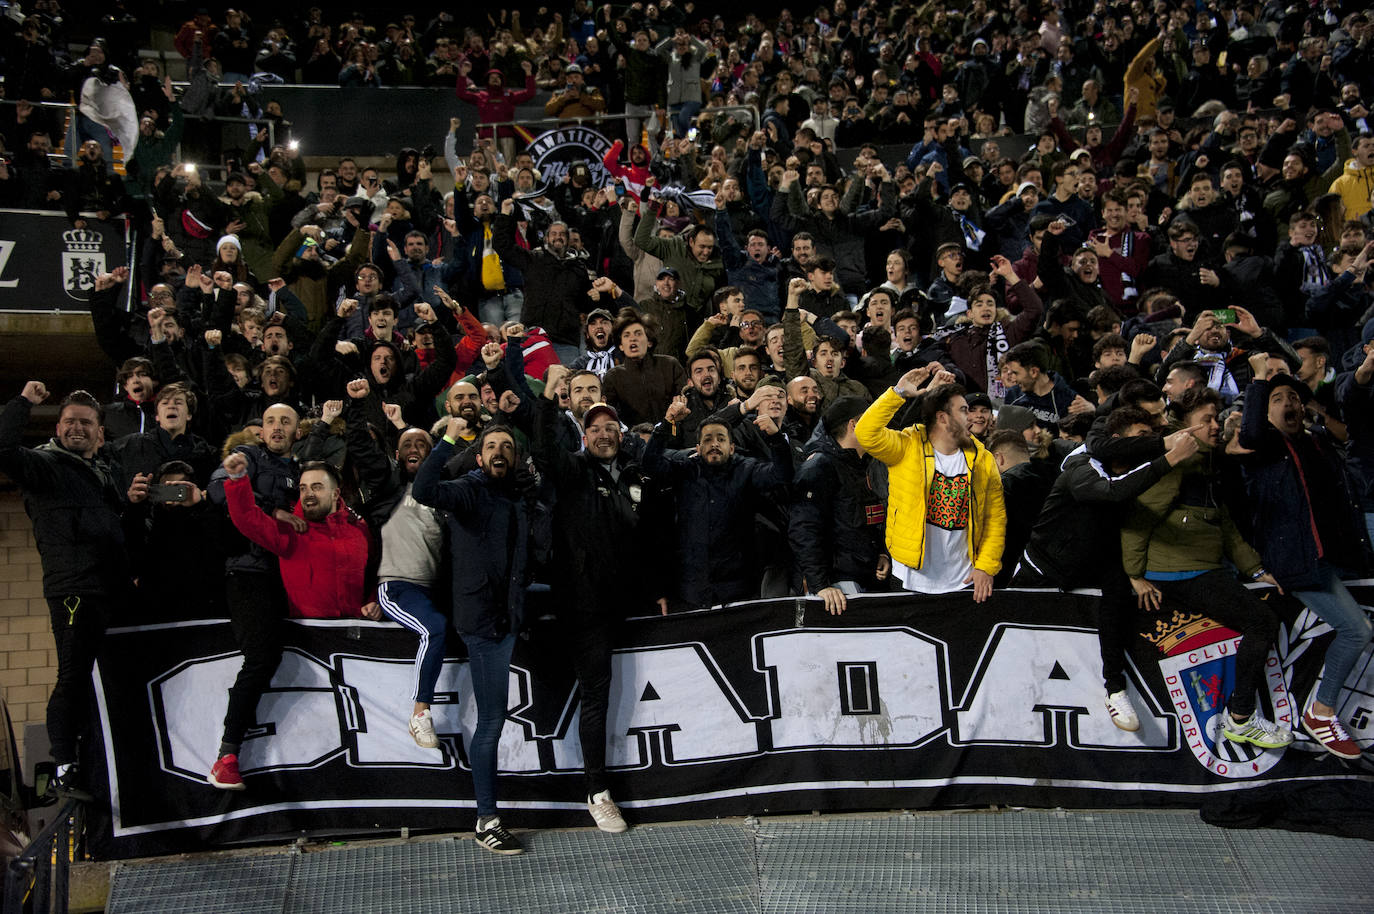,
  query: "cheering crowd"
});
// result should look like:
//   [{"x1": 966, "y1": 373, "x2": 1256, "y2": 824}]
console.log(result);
[{"x1": 2, "y1": 1, "x2": 1374, "y2": 856}]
